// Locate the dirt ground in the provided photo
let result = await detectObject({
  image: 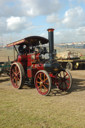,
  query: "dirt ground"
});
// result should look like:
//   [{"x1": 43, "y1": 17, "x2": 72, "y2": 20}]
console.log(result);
[
  {"x1": 0, "y1": 48, "x2": 85, "y2": 127},
  {"x1": 0, "y1": 70, "x2": 85, "y2": 128}
]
